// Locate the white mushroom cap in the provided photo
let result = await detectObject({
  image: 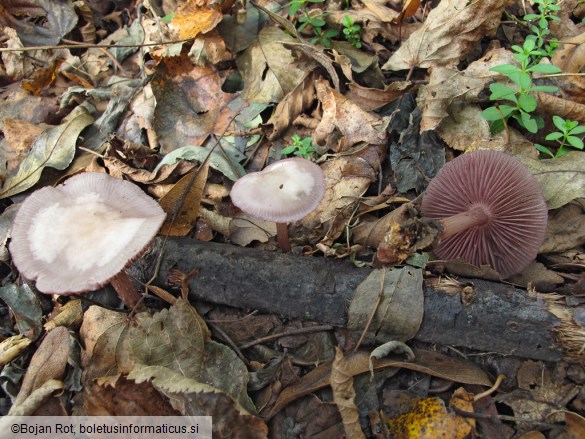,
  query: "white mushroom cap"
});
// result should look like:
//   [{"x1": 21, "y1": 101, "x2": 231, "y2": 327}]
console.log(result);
[
  {"x1": 230, "y1": 158, "x2": 326, "y2": 223},
  {"x1": 9, "y1": 173, "x2": 166, "y2": 294}
]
